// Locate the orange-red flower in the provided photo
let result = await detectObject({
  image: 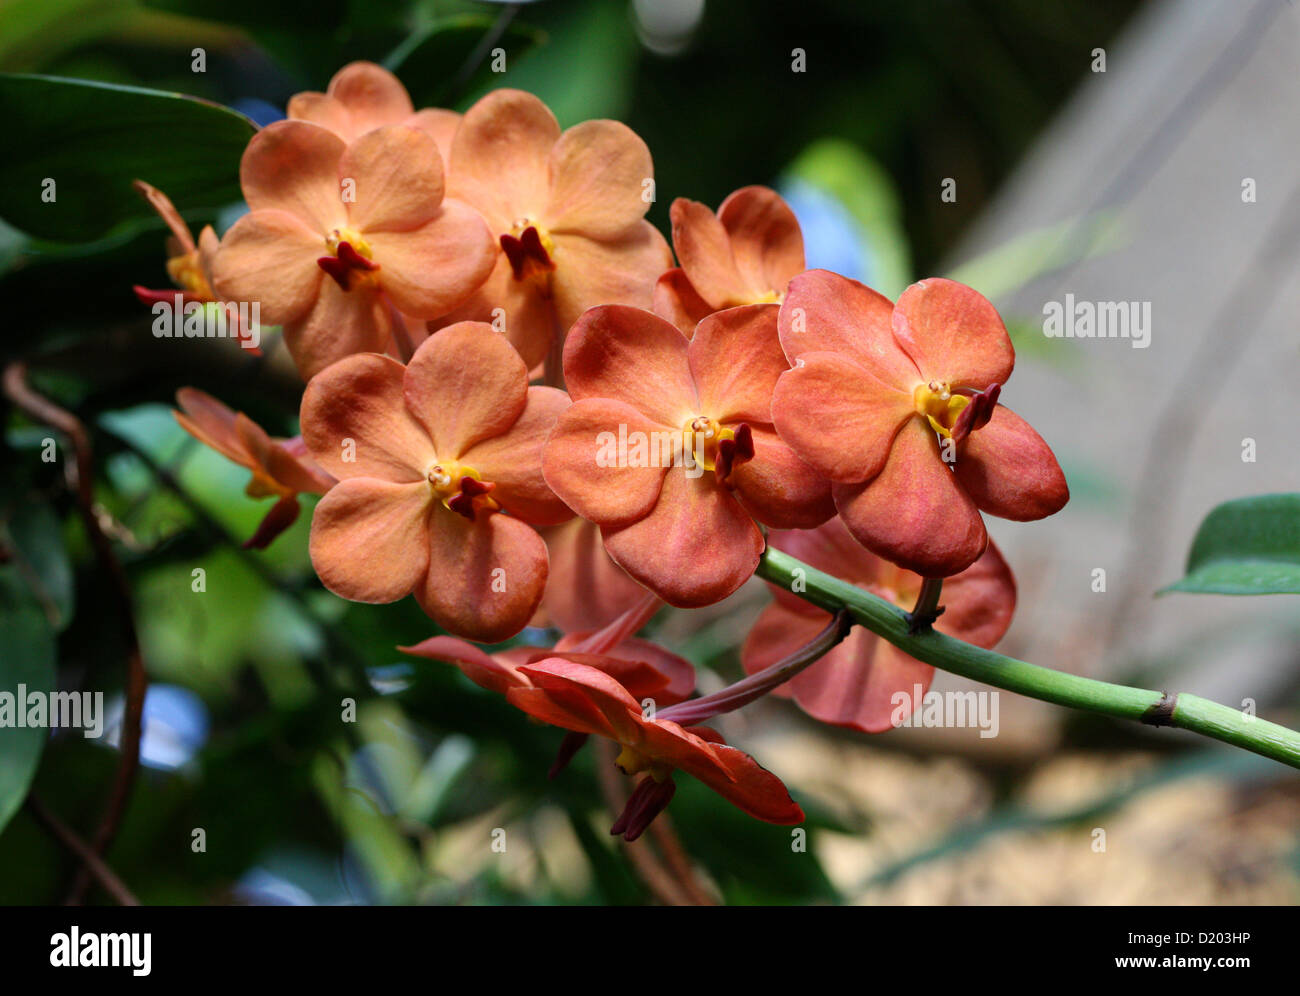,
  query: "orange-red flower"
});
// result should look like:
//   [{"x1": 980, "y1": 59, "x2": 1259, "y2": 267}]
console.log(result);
[
  {"x1": 434, "y1": 89, "x2": 672, "y2": 371},
  {"x1": 213, "y1": 120, "x2": 495, "y2": 379},
  {"x1": 287, "y1": 61, "x2": 460, "y2": 162},
  {"x1": 507, "y1": 656, "x2": 802, "y2": 839},
  {"x1": 742, "y1": 518, "x2": 1015, "y2": 732},
  {"x1": 655, "y1": 185, "x2": 805, "y2": 334},
  {"x1": 173, "y1": 387, "x2": 335, "y2": 549},
  {"x1": 300, "y1": 322, "x2": 571, "y2": 641},
  {"x1": 534, "y1": 518, "x2": 650, "y2": 633},
  {"x1": 543, "y1": 303, "x2": 833, "y2": 608},
  {"x1": 774, "y1": 271, "x2": 1069, "y2": 577},
  {"x1": 401, "y1": 631, "x2": 694, "y2": 705},
  {"x1": 404, "y1": 595, "x2": 690, "y2": 780}
]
